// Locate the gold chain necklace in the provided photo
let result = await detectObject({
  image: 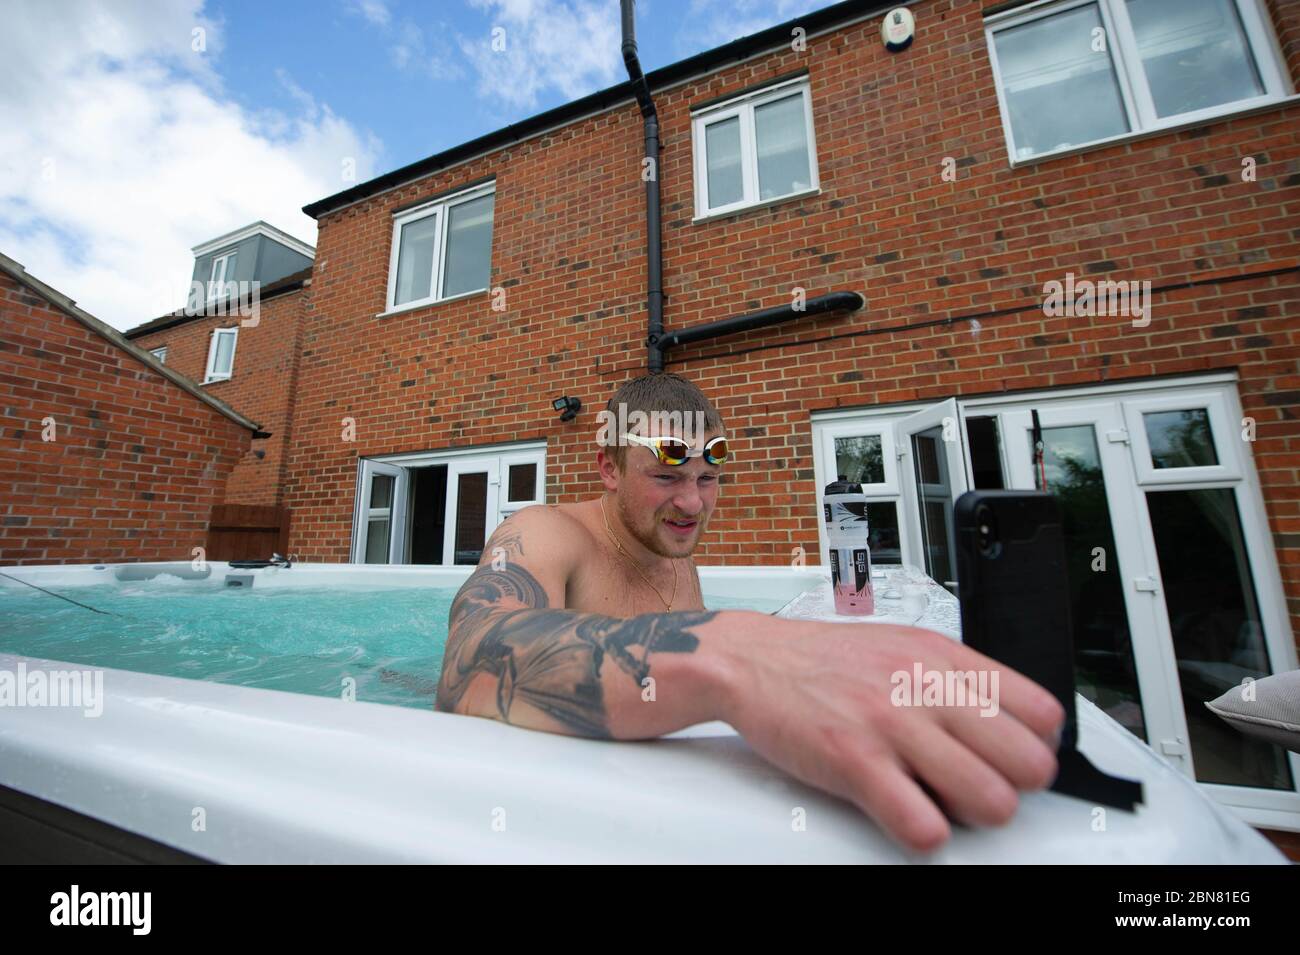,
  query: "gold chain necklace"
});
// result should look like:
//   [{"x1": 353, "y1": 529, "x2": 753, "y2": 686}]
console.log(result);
[{"x1": 601, "y1": 496, "x2": 679, "y2": 611}]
